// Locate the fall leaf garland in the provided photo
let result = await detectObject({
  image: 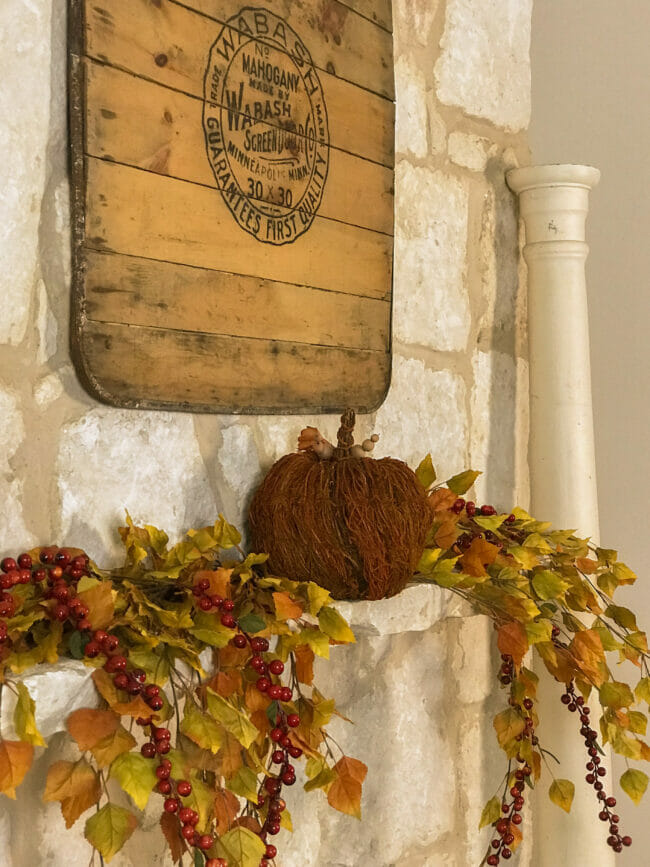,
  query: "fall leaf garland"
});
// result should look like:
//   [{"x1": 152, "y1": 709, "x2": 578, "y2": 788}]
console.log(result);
[
  {"x1": 0, "y1": 451, "x2": 648, "y2": 865},
  {"x1": 0, "y1": 515, "x2": 363, "y2": 866}
]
